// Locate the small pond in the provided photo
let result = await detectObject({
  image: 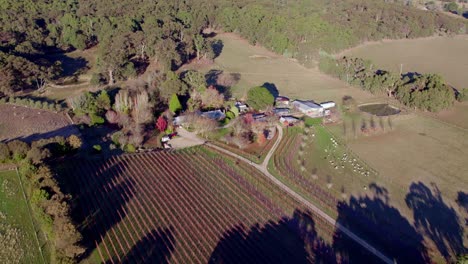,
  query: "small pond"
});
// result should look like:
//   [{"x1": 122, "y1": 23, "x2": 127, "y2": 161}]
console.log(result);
[{"x1": 359, "y1": 103, "x2": 400, "y2": 116}]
